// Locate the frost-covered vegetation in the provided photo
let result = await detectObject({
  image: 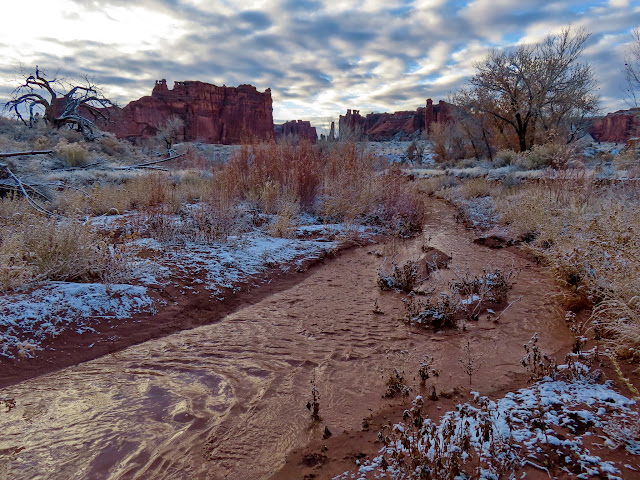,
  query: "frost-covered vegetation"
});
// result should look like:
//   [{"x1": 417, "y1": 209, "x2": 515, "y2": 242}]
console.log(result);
[
  {"x1": 0, "y1": 117, "x2": 428, "y2": 359},
  {"x1": 413, "y1": 139, "x2": 640, "y2": 361},
  {"x1": 346, "y1": 362, "x2": 638, "y2": 479}
]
